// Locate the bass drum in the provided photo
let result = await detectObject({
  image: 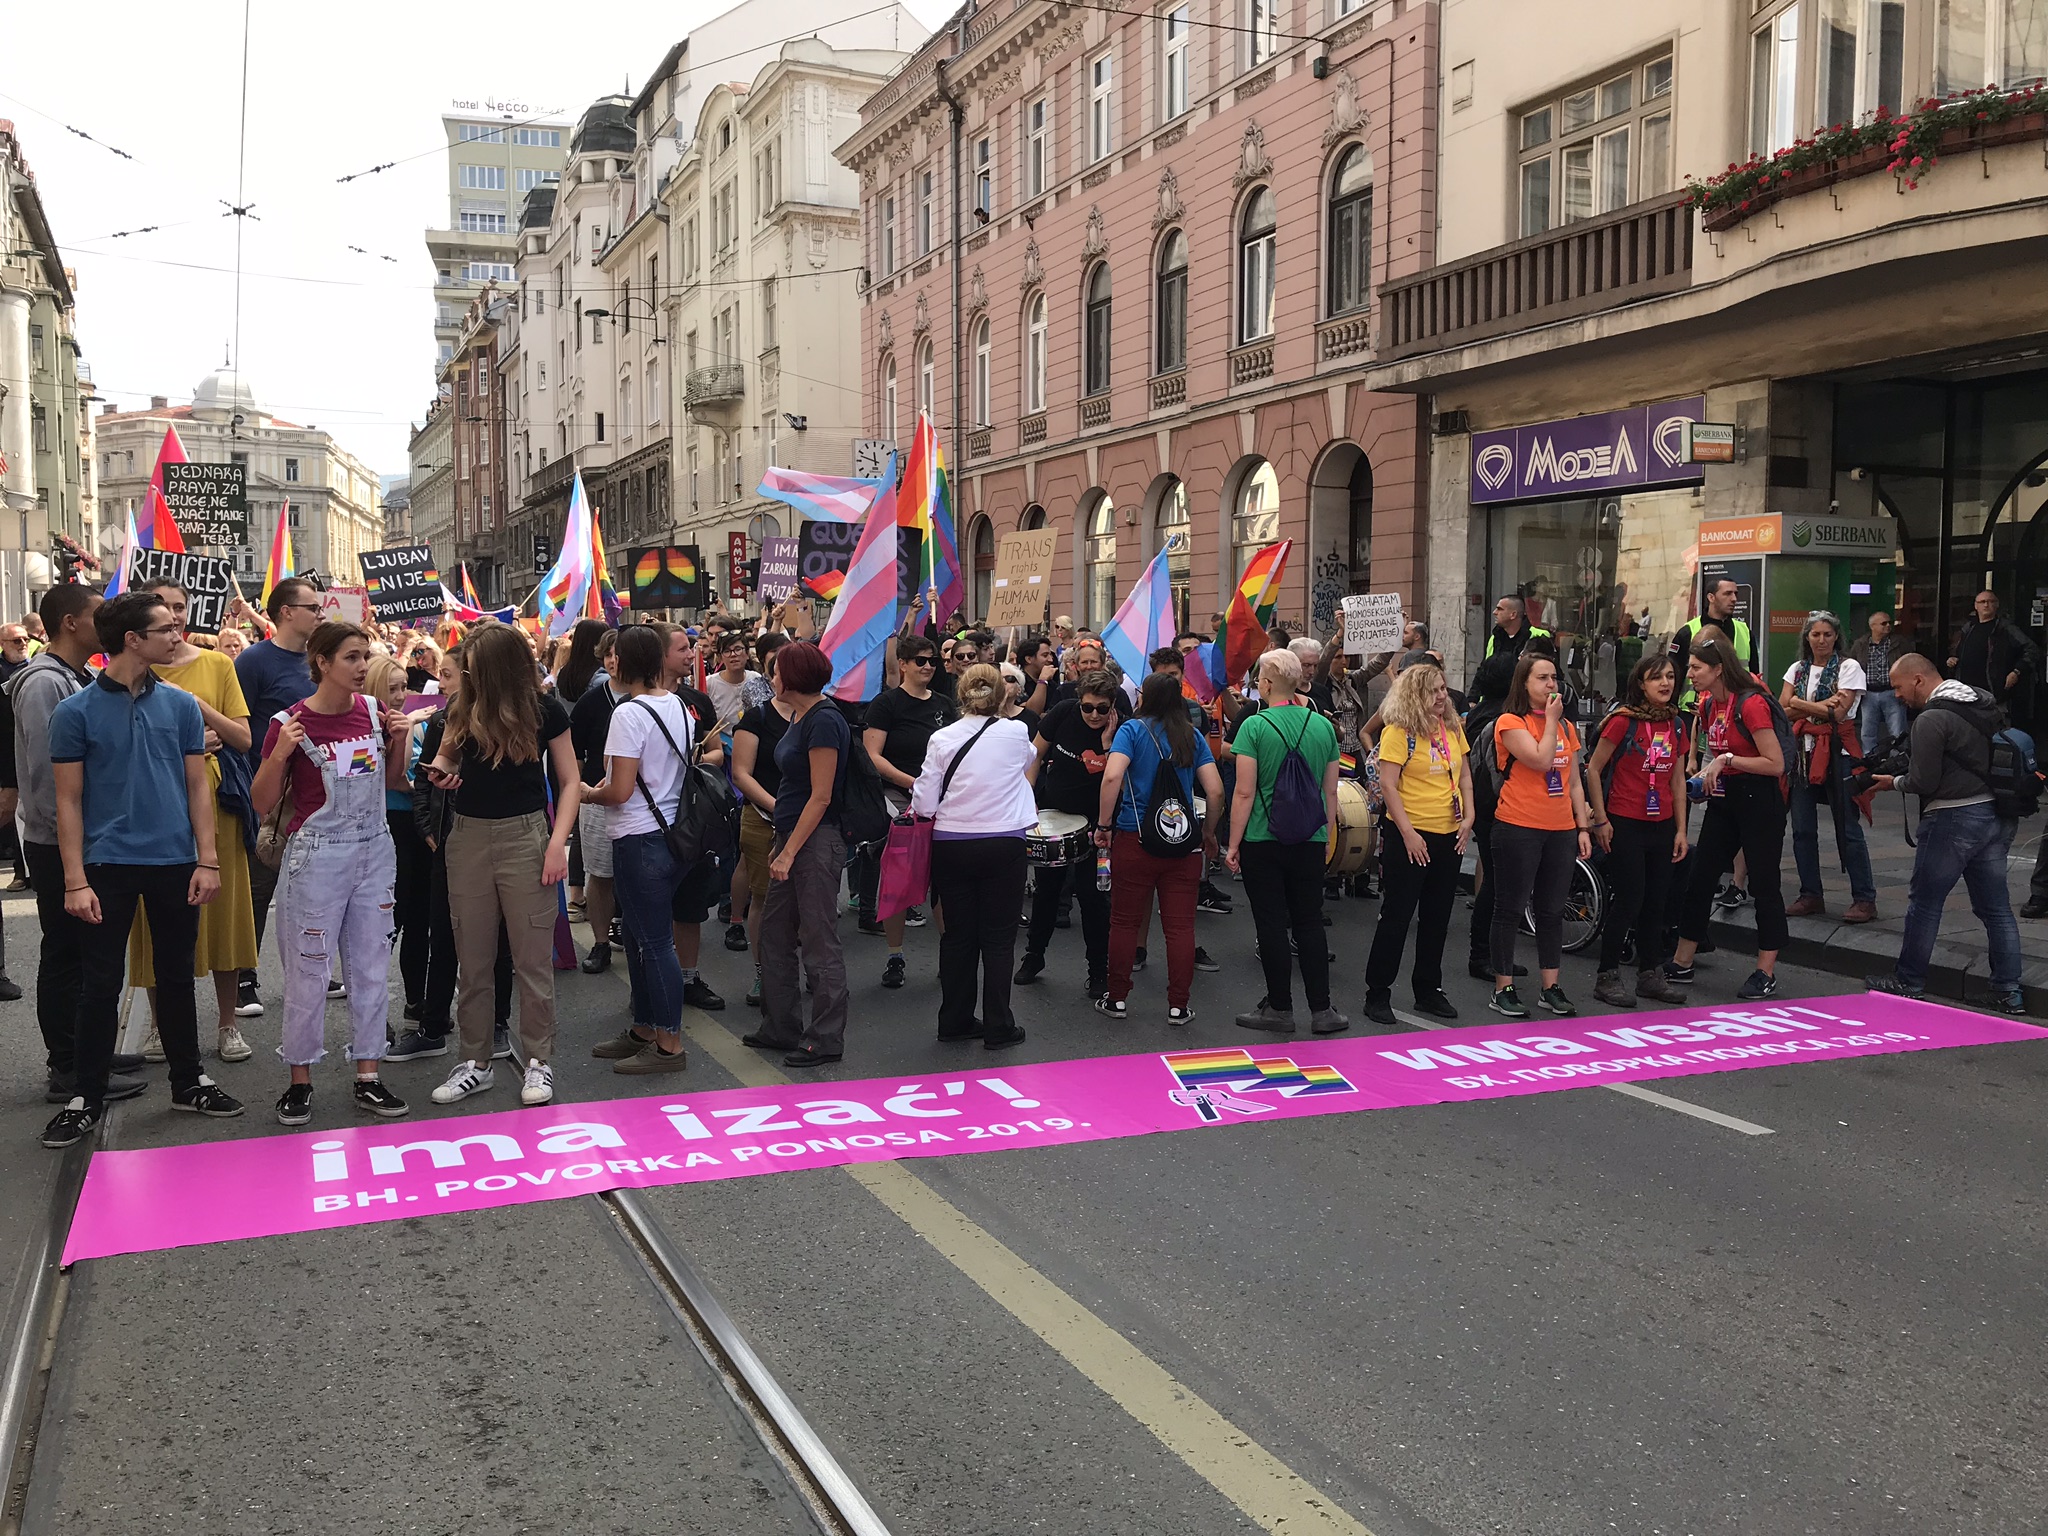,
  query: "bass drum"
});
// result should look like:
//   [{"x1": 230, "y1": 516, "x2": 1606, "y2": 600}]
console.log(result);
[
  {"x1": 1324, "y1": 779, "x2": 1375, "y2": 877},
  {"x1": 1024, "y1": 809, "x2": 1092, "y2": 867}
]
